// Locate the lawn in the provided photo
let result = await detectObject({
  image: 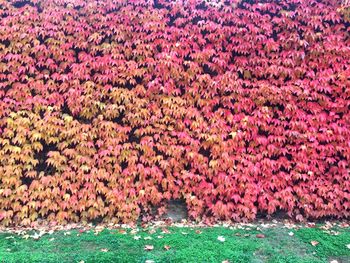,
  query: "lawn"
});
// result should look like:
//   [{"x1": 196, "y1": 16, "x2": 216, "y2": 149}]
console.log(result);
[{"x1": 0, "y1": 222, "x2": 349, "y2": 263}]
